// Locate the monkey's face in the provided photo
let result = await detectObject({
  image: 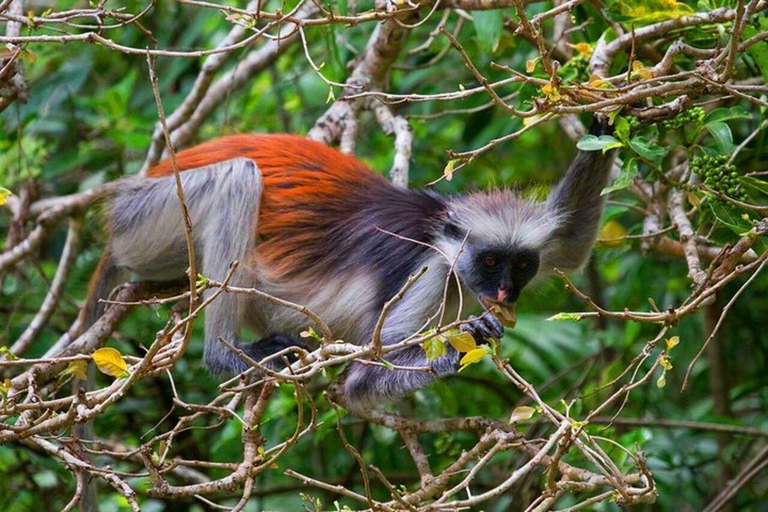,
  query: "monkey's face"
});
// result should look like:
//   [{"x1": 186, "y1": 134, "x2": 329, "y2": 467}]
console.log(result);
[{"x1": 456, "y1": 245, "x2": 540, "y2": 328}]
